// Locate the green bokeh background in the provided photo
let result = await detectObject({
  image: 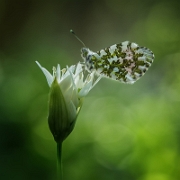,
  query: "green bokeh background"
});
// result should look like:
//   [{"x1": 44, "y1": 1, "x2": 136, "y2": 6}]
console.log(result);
[{"x1": 1, "y1": 0, "x2": 180, "y2": 179}]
